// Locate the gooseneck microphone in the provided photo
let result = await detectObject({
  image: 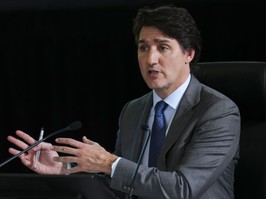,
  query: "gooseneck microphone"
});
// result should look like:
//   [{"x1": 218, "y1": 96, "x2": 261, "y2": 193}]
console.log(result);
[
  {"x1": 128, "y1": 124, "x2": 151, "y2": 199},
  {"x1": 0, "y1": 121, "x2": 82, "y2": 168}
]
